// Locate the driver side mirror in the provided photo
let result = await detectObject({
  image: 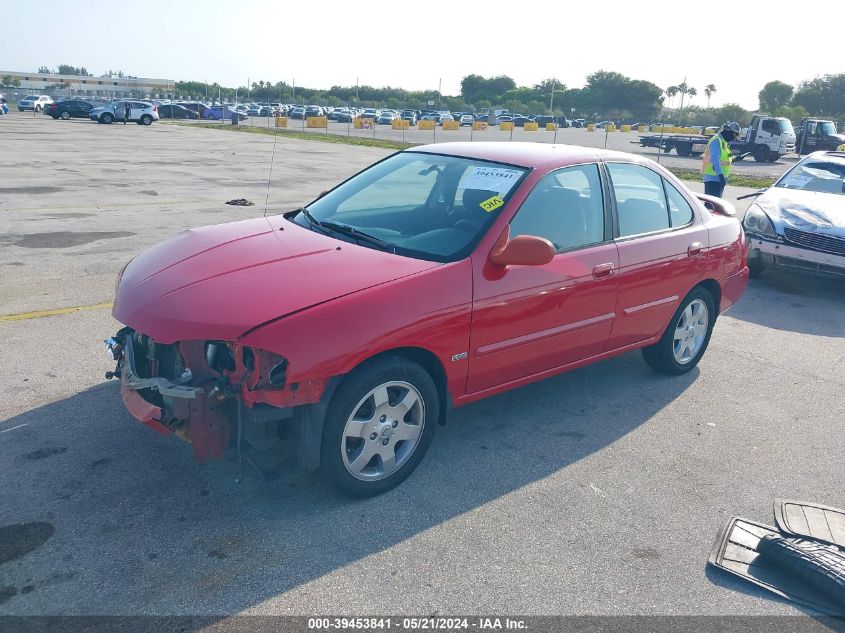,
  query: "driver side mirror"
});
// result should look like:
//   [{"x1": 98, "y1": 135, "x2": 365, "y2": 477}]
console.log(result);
[{"x1": 488, "y1": 226, "x2": 555, "y2": 267}]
